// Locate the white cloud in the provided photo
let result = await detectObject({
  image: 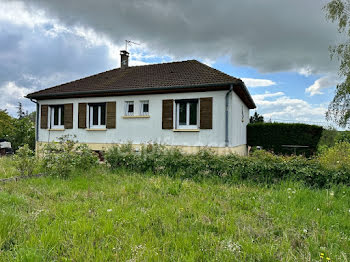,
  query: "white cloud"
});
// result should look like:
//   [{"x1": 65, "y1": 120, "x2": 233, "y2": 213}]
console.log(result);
[
  {"x1": 252, "y1": 91, "x2": 328, "y2": 124},
  {"x1": 0, "y1": 81, "x2": 34, "y2": 115},
  {"x1": 241, "y1": 78, "x2": 276, "y2": 88},
  {"x1": 305, "y1": 75, "x2": 339, "y2": 96}
]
